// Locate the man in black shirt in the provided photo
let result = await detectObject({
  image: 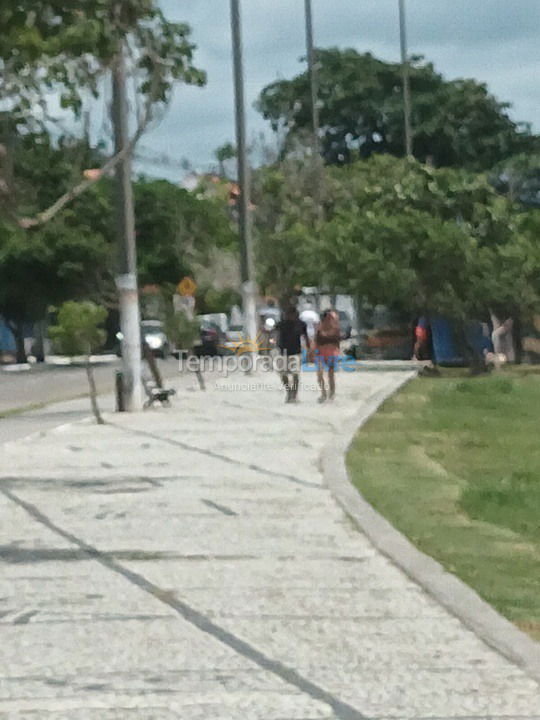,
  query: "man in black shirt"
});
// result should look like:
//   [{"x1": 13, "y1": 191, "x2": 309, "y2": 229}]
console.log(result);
[{"x1": 277, "y1": 306, "x2": 309, "y2": 403}]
